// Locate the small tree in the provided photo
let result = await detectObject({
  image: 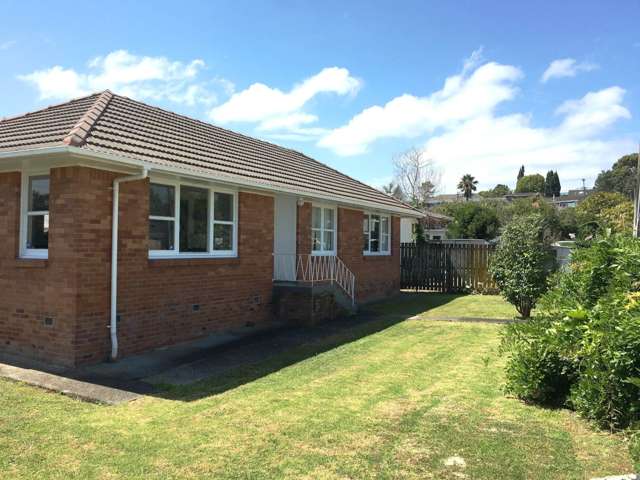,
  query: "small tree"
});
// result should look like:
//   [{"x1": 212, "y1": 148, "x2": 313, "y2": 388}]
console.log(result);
[
  {"x1": 413, "y1": 221, "x2": 427, "y2": 244},
  {"x1": 517, "y1": 165, "x2": 525, "y2": 182},
  {"x1": 516, "y1": 174, "x2": 545, "y2": 194},
  {"x1": 490, "y1": 215, "x2": 555, "y2": 318}
]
